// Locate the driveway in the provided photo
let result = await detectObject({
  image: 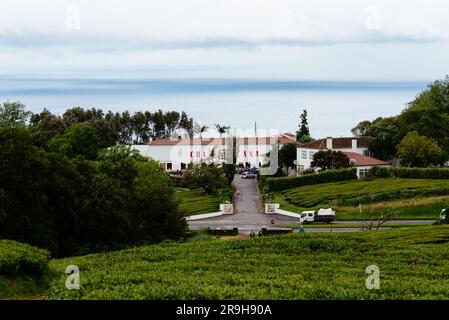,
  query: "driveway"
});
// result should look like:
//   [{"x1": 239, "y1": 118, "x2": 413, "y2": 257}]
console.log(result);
[
  {"x1": 187, "y1": 175, "x2": 299, "y2": 233},
  {"x1": 187, "y1": 175, "x2": 435, "y2": 234}
]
